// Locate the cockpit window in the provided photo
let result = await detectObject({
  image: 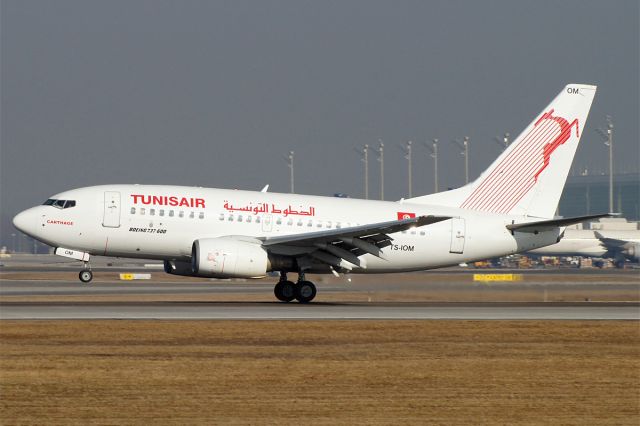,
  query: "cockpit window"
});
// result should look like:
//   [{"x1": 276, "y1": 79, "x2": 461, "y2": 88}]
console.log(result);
[{"x1": 43, "y1": 199, "x2": 77, "y2": 209}]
